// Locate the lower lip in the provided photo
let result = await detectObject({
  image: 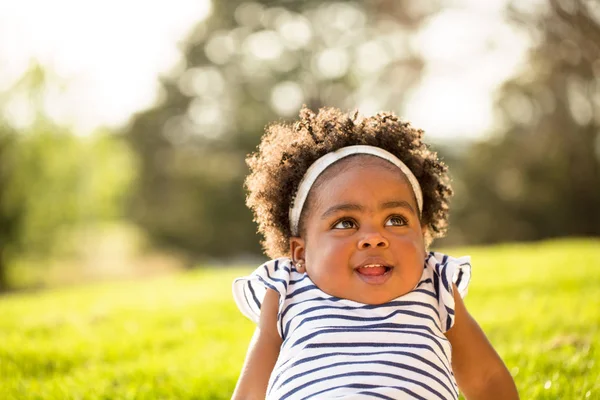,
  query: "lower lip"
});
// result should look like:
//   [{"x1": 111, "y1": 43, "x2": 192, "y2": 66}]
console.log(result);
[{"x1": 355, "y1": 268, "x2": 392, "y2": 285}]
